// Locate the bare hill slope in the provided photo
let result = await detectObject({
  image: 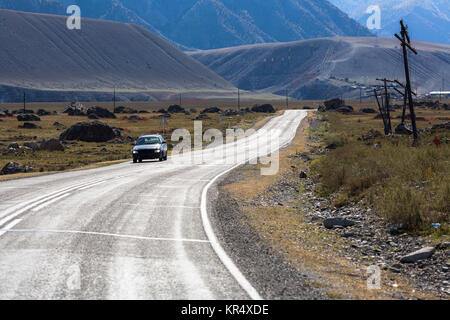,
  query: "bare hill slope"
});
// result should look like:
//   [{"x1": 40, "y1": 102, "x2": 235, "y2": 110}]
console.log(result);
[
  {"x1": 0, "y1": 0, "x2": 373, "y2": 50},
  {"x1": 190, "y1": 37, "x2": 450, "y2": 99},
  {"x1": 0, "y1": 9, "x2": 236, "y2": 102}
]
